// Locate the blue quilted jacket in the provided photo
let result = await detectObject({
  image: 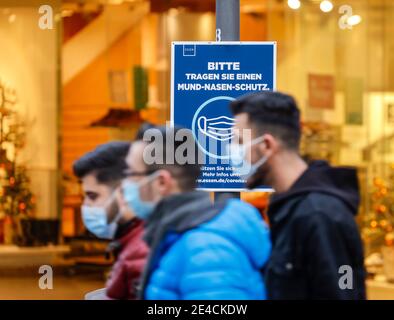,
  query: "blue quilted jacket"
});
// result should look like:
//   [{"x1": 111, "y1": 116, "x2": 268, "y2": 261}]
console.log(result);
[{"x1": 143, "y1": 197, "x2": 271, "y2": 300}]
